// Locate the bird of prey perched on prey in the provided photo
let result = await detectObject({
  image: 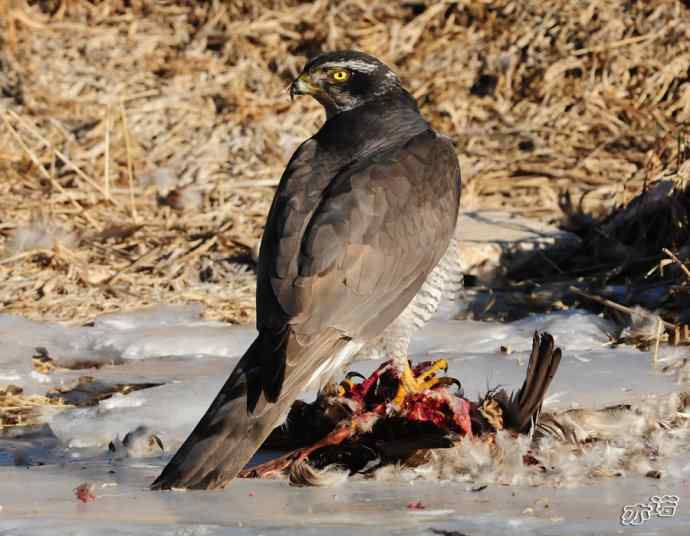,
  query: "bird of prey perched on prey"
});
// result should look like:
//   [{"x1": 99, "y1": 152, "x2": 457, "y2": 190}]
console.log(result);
[{"x1": 151, "y1": 50, "x2": 463, "y2": 490}]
